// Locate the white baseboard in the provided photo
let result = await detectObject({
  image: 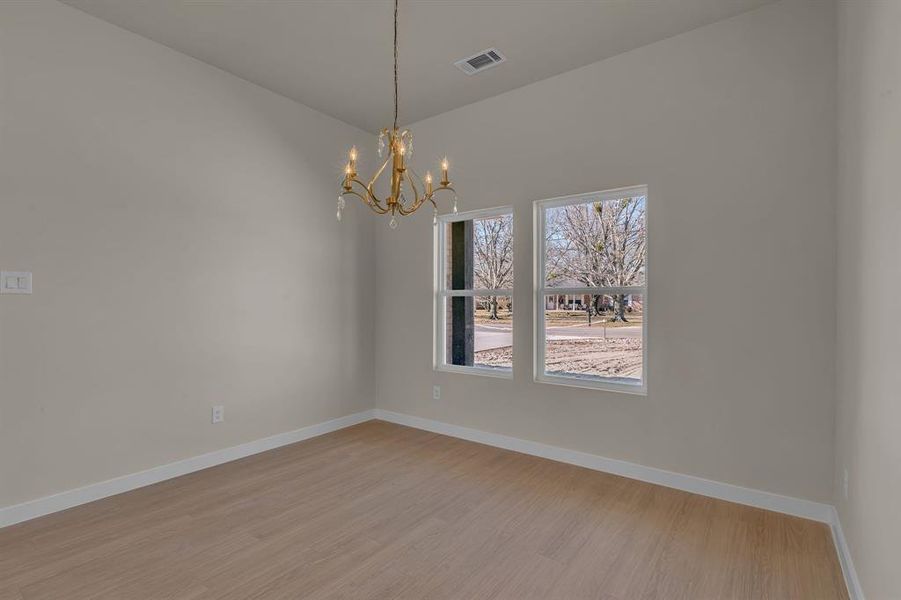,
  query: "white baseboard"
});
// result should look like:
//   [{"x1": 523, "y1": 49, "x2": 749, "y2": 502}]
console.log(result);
[
  {"x1": 373, "y1": 409, "x2": 832, "y2": 521},
  {"x1": 0, "y1": 409, "x2": 376, "y2": 529},
  {"x1": 829, "y1": 506, "x2": 866, "y2": 600}
]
